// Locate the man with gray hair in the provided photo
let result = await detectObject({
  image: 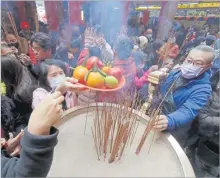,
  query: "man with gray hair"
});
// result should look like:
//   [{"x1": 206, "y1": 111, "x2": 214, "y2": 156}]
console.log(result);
[{"x1": 153, "y1": 45, "x2": 215, "y2": 145}]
